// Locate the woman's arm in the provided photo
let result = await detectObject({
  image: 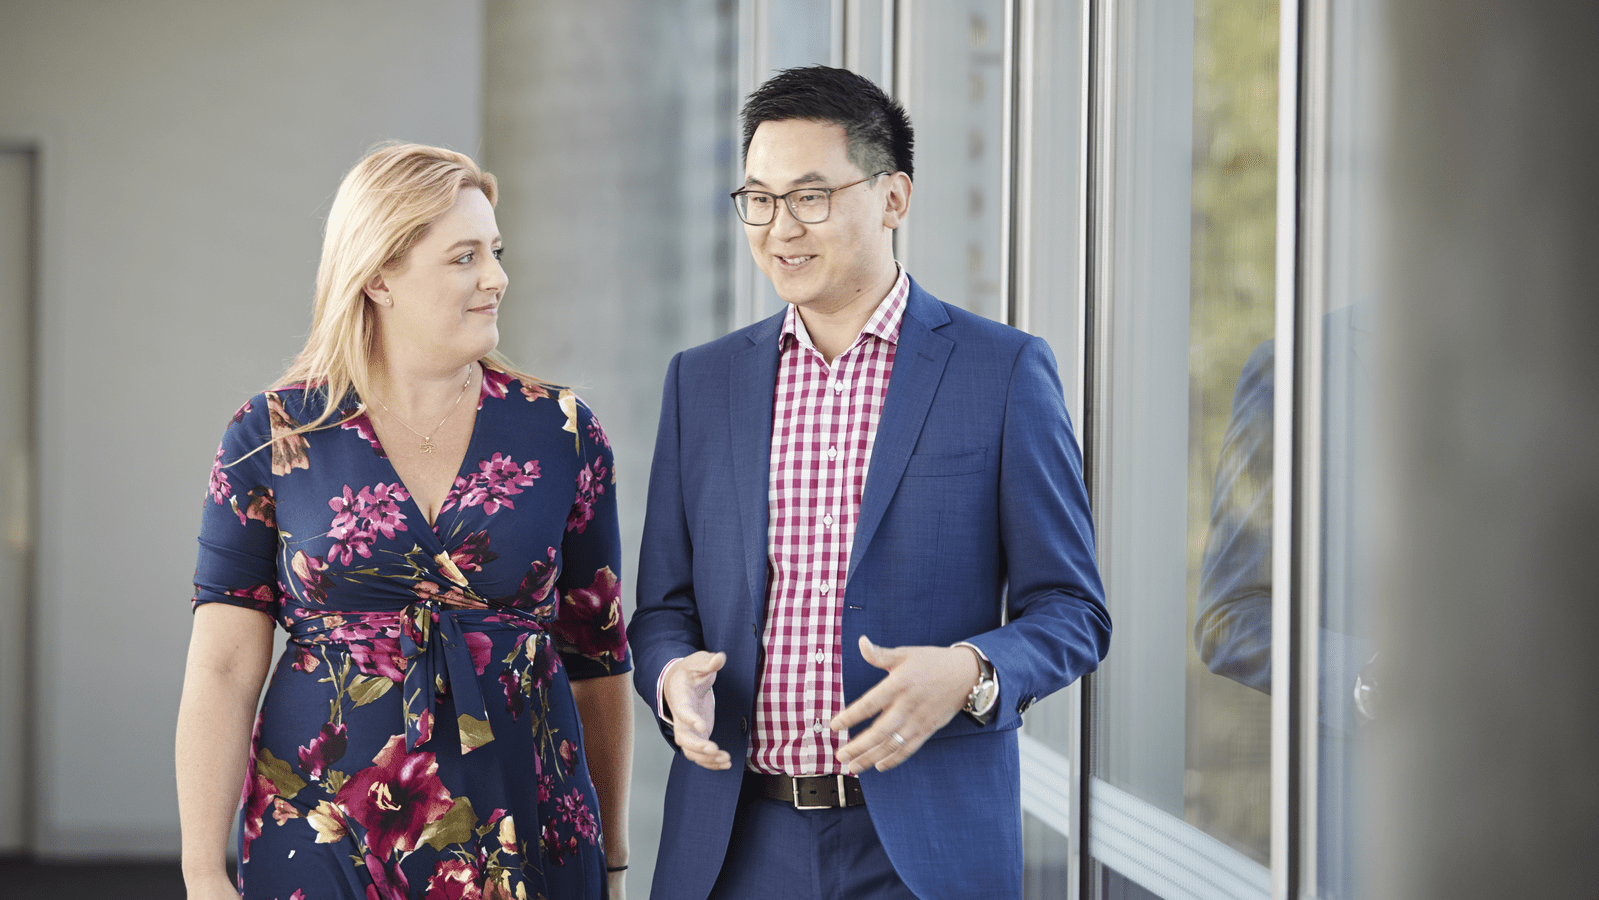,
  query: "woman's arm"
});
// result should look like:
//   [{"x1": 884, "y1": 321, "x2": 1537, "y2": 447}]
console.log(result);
[
  {"x1": 571, "y1": 672, "x2": 634, "y2": 899},
  {"x1": 175, "y1": 602, "x2": 275, "y2": 898}
]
